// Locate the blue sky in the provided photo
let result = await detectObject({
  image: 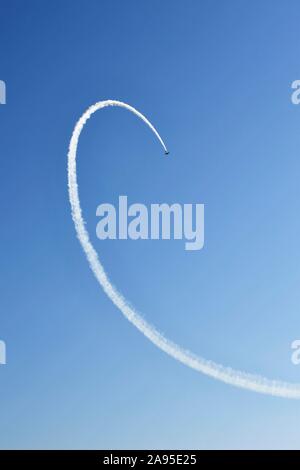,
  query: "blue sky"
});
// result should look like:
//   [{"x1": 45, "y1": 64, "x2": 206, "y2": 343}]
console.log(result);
[{"x1": 1, "y1": 0, "x2": 300, "y2": 449}]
